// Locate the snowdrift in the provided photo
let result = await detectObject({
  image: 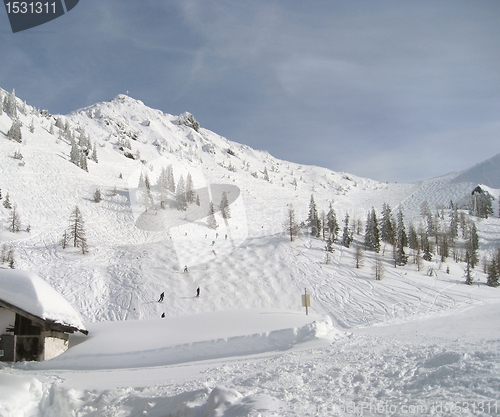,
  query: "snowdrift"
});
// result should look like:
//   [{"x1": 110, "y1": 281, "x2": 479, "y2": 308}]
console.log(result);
[{"x1": 27, "y1": 309, "x2": 338, "y2": 370}]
